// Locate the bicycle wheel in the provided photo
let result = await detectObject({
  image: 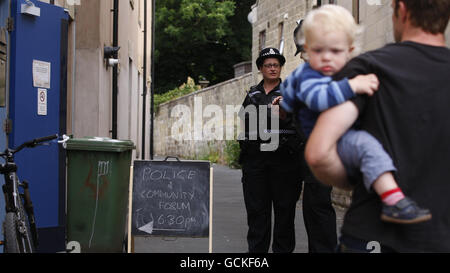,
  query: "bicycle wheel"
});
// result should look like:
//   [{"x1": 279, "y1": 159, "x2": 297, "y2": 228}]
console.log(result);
[
  {"x1": 3, "y1": 207, "x2": 35, "y2": 253},
  {"x1": 3, "y1": 212, "x2": 20, "y2": 253}
]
